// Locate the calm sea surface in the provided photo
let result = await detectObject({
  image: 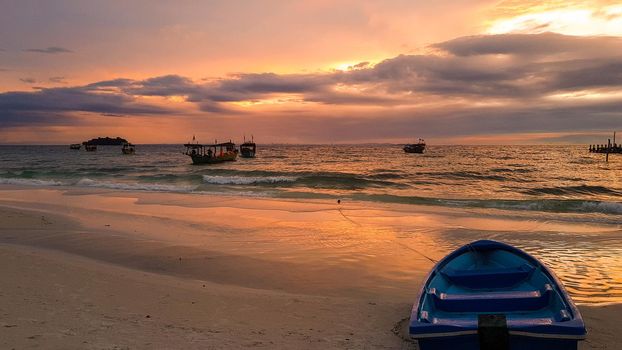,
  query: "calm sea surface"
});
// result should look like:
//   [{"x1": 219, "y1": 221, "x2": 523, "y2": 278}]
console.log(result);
[{"x1": 1, "y1": 144, "x2": 621, "y2": 303}]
